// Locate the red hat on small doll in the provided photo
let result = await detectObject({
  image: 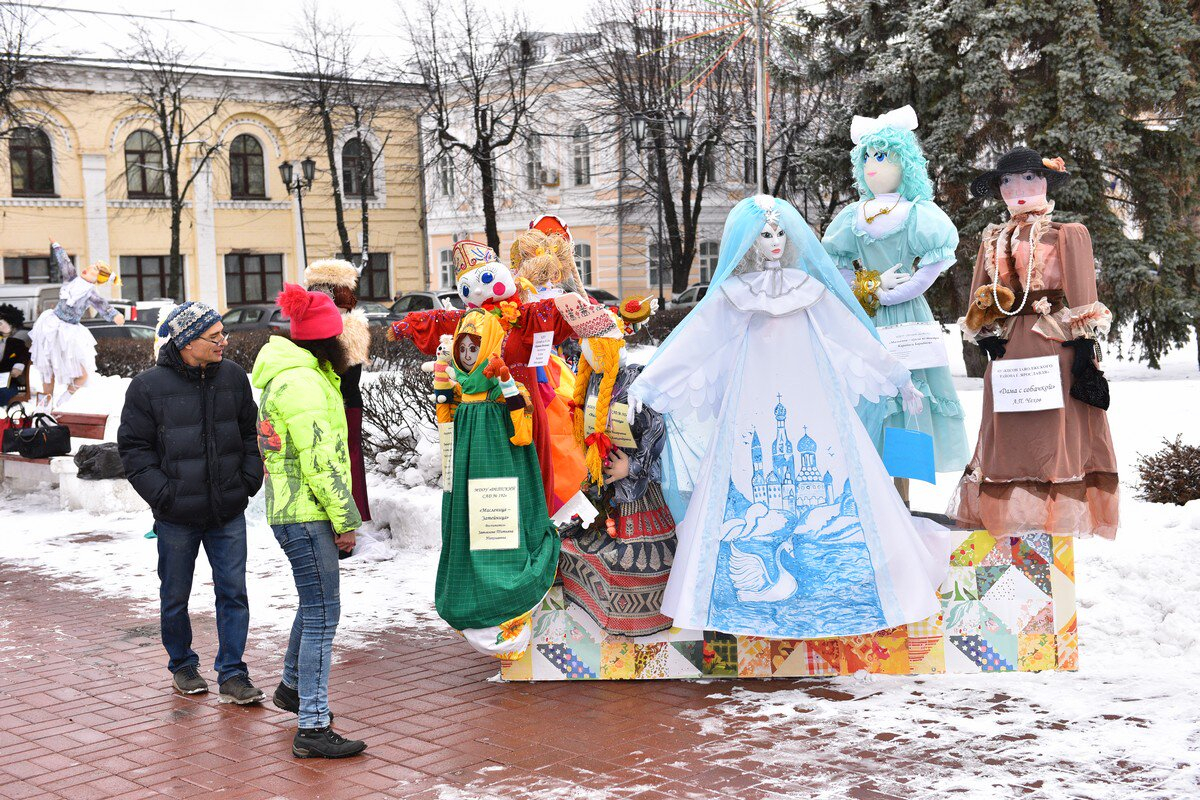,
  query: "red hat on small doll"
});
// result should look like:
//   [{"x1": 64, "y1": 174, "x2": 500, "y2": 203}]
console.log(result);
[{"x1": 530, "y1": 215, "x2": 570, "y2": 242}]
